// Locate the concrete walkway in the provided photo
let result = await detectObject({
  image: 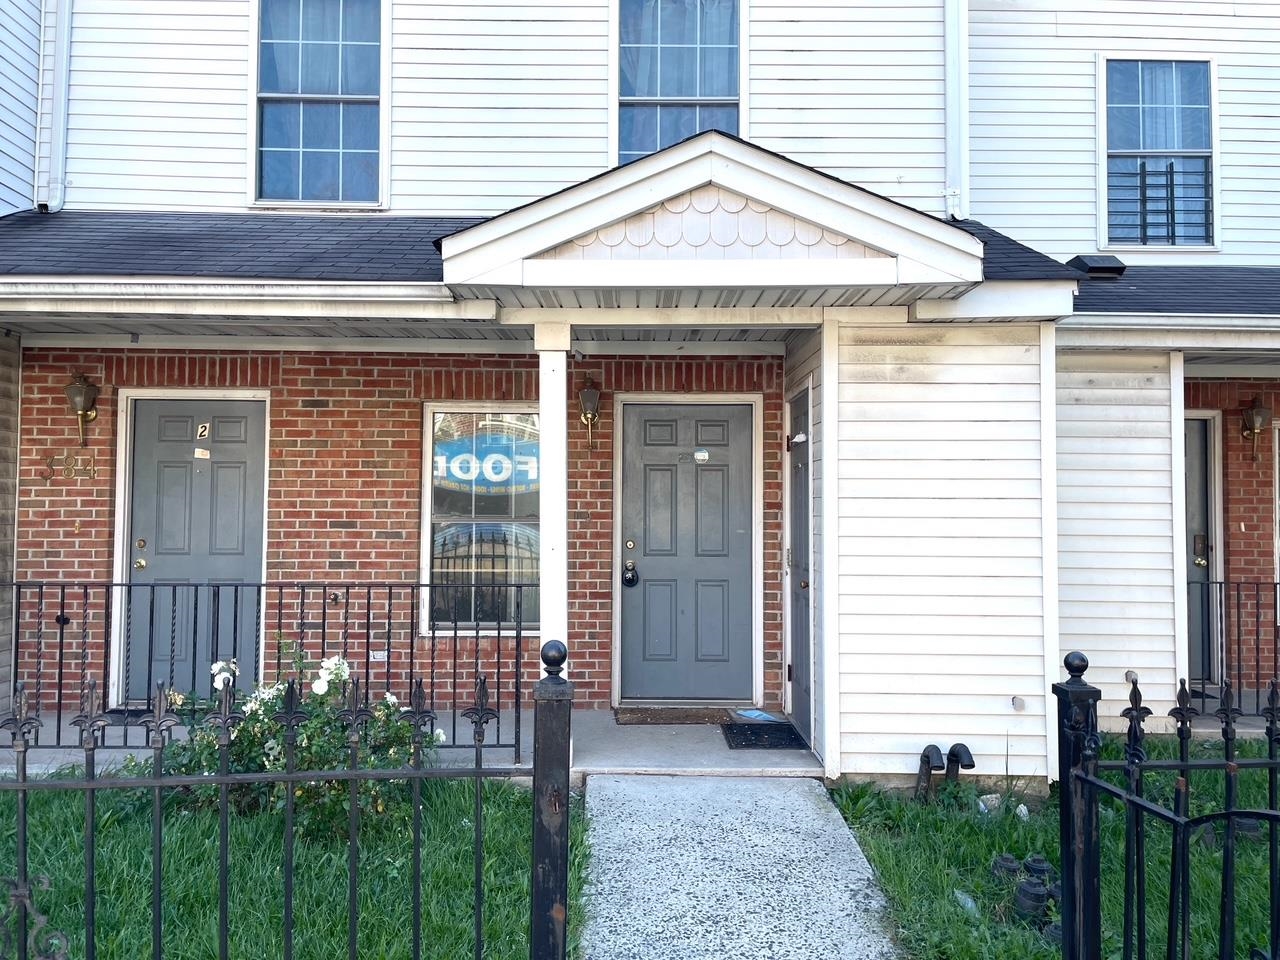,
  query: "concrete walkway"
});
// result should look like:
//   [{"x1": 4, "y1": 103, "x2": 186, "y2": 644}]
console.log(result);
[{"x1": 582, "y1": 775, "x2": 899, "y2": 960}]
